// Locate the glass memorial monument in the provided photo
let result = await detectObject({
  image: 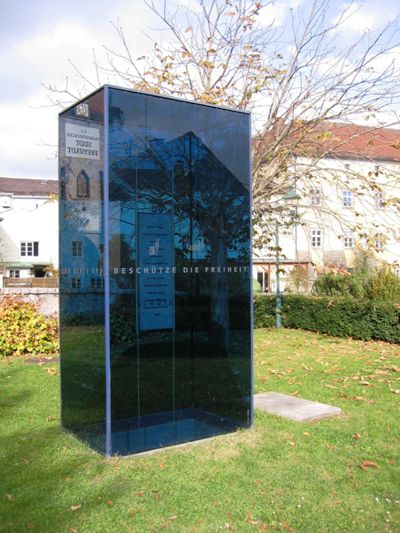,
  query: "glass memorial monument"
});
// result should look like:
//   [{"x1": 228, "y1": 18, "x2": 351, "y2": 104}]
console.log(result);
[{"x1": 59, "y1": 85, "x2": 252, "y2": 456}]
